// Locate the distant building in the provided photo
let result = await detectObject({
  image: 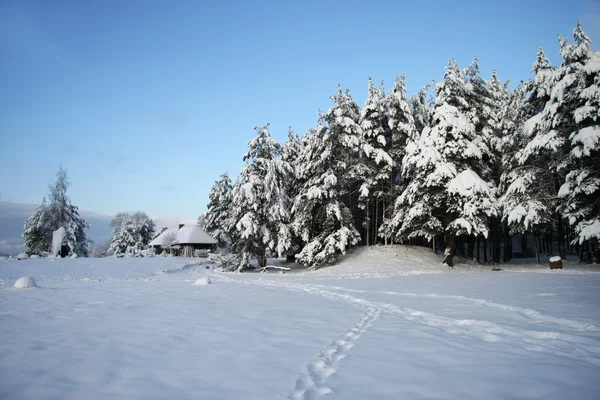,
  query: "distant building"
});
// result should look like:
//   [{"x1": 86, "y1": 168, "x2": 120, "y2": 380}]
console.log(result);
[{"x1": 149, "y1": 224, "x2": 217, "y2": 257}]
